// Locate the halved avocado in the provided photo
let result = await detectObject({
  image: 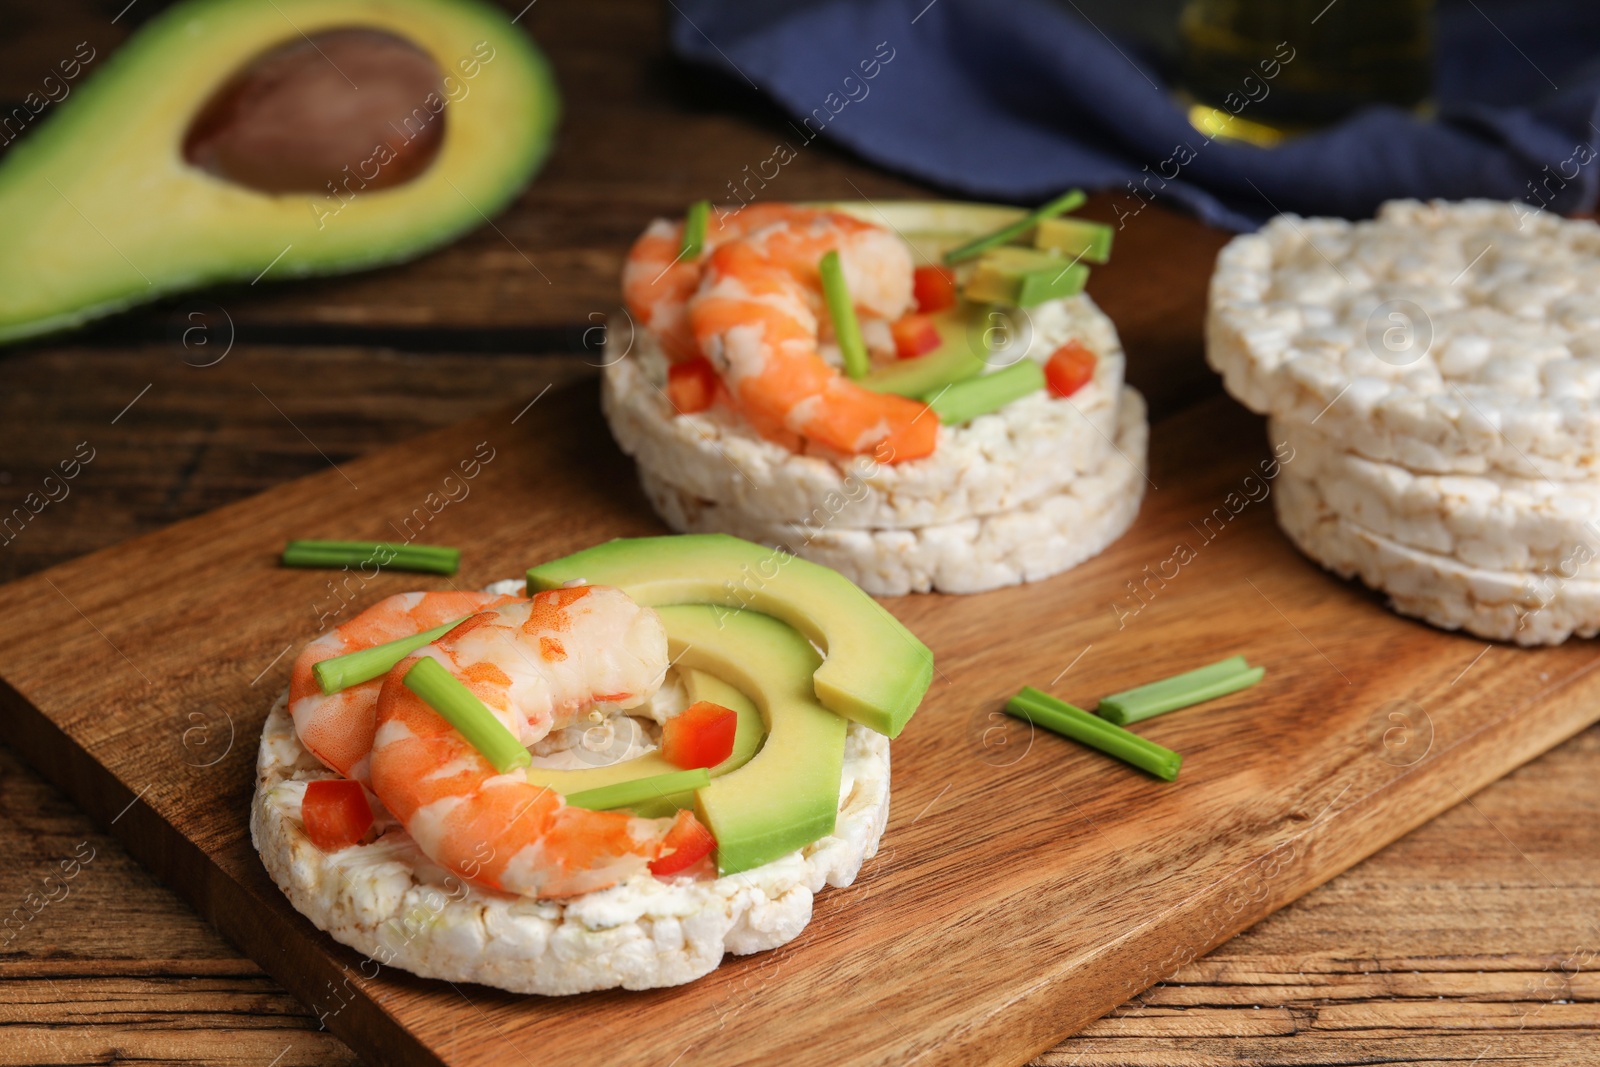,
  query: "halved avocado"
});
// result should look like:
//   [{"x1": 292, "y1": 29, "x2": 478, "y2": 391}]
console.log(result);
[
  {"x1": 660, "y1": 605, "x2": 846, "y2": 875},
  {"x1": 0, "y1": 0, "x2": 557, "y2": 344},
  {"x1": 527, "y1": 534, "x2": 934, "y2": 738},
  {"x1": 524, "y1": 666, "x2": 763, "y2": 818}
]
